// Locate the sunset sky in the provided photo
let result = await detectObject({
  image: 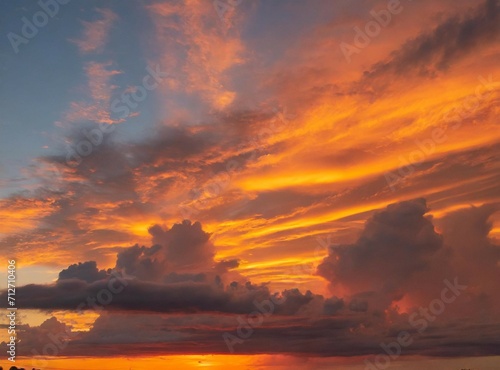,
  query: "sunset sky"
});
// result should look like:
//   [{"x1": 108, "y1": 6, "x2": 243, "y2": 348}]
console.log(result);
[{"x1": 0, "y1": 0, "x2": 499, "y2": 369}]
